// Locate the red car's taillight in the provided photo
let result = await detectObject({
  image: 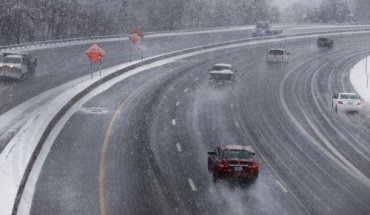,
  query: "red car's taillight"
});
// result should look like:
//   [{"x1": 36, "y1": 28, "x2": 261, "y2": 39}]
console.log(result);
[
  {"x1": 249, "y1": 163, "x2": 258, "y2": 170},
  {"x1": 218, "y1": 162, "x2": 228, "y2": 169},
  {"x1": 357, "y1": 101, "x2": 362, "y2": 105},
  {"x1": 338, "y1": 100, "x2": 343, "y2": 104}
]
